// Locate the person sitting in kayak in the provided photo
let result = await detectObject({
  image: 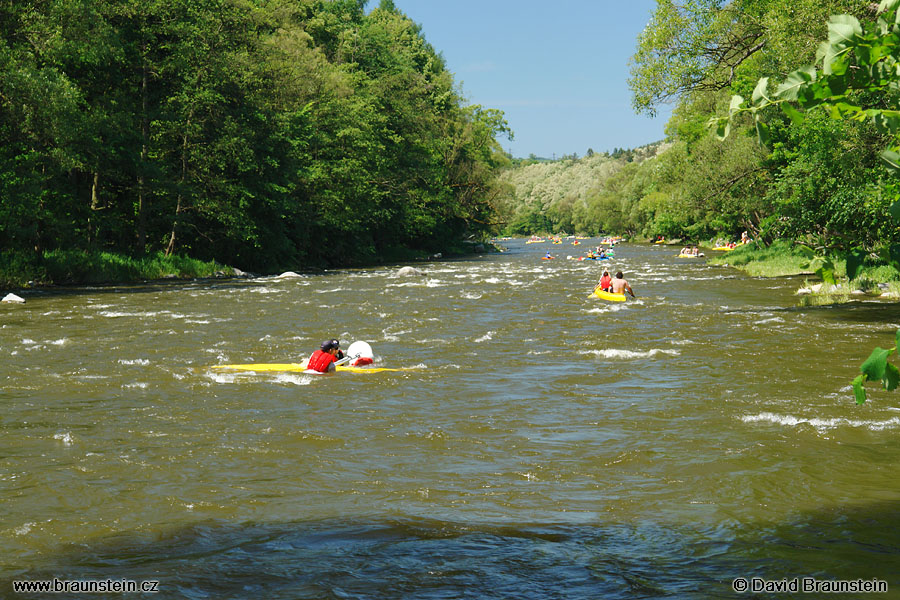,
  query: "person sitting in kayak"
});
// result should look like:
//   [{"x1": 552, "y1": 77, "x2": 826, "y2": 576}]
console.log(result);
[
  {"x1": 597, "y1": 270, "x2": 612, "y2": 292},
  {"x1": 307, "y1": 339, "x2": 343, "y2": 373},
  {"x1": 611, "y1": 271, "x2": 635, "y2": 298}
]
